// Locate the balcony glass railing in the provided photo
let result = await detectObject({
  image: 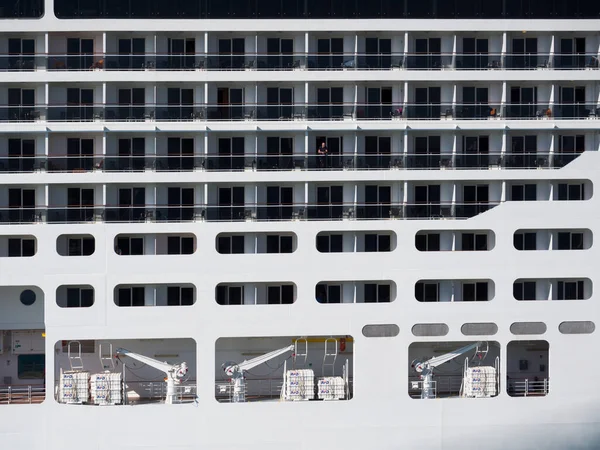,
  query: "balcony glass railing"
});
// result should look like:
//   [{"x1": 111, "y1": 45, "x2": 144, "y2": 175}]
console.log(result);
[
  {"x1": 0, "y1": 208, "x2": 40, "y2": 223},
  {"x1": 553, "y1": 152, "x2": 584, "y2": 167},
  {"x1": 453, "y1": 104, "x2": 501, "y2": 119},
  {"x1": 46, "y1": 156, "x2": 97, "y2": 172},
  {"x1": 0, "y1": 55, "x2": 40, "y2": 71},
  {"x1": 0, "y1": 202, "x2": 501, "y2": 224},
  {"x1": 0, "y1": 152, "x2": 584, "y2": 174},
  {"x1": 3, "y1": 103, "x2": 600, "y2": 122},
  {"x1": 553, "y1": 54, "x2": 599, "y2": 69},
  {"x1": 0, "y1": 106, "x2": 38, "y2": 121},
  {"x1": 44, "y1": 206, "x2": 202, "y2": 223},
  {"x1": 404, "y1": 203, "x2": 498, "y2": 219},
  {"x1": 504, "y1": 54, "x2": 551, "y2": 69},
  {"x1": 2, "y1": 52, "x2": 599, "y2": 72},
  {"x1": 404, "y1": 104, "x2": 454, "y2": 119},
  {"x1": 404, "y1": 54, "x2": 453, "y2": 70},
  {"x1": 47, "y1": 207, "x2": 98, "y2": 223},
  {"x1": 504, "y1": 104, "x2": 550, "y2": 119},
  {"x1": 553, "y1": 103, "x2": 600, "y2": 119},
  {"x1": 454, "y1": 54, "x2": 502, "y2": 70}
]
